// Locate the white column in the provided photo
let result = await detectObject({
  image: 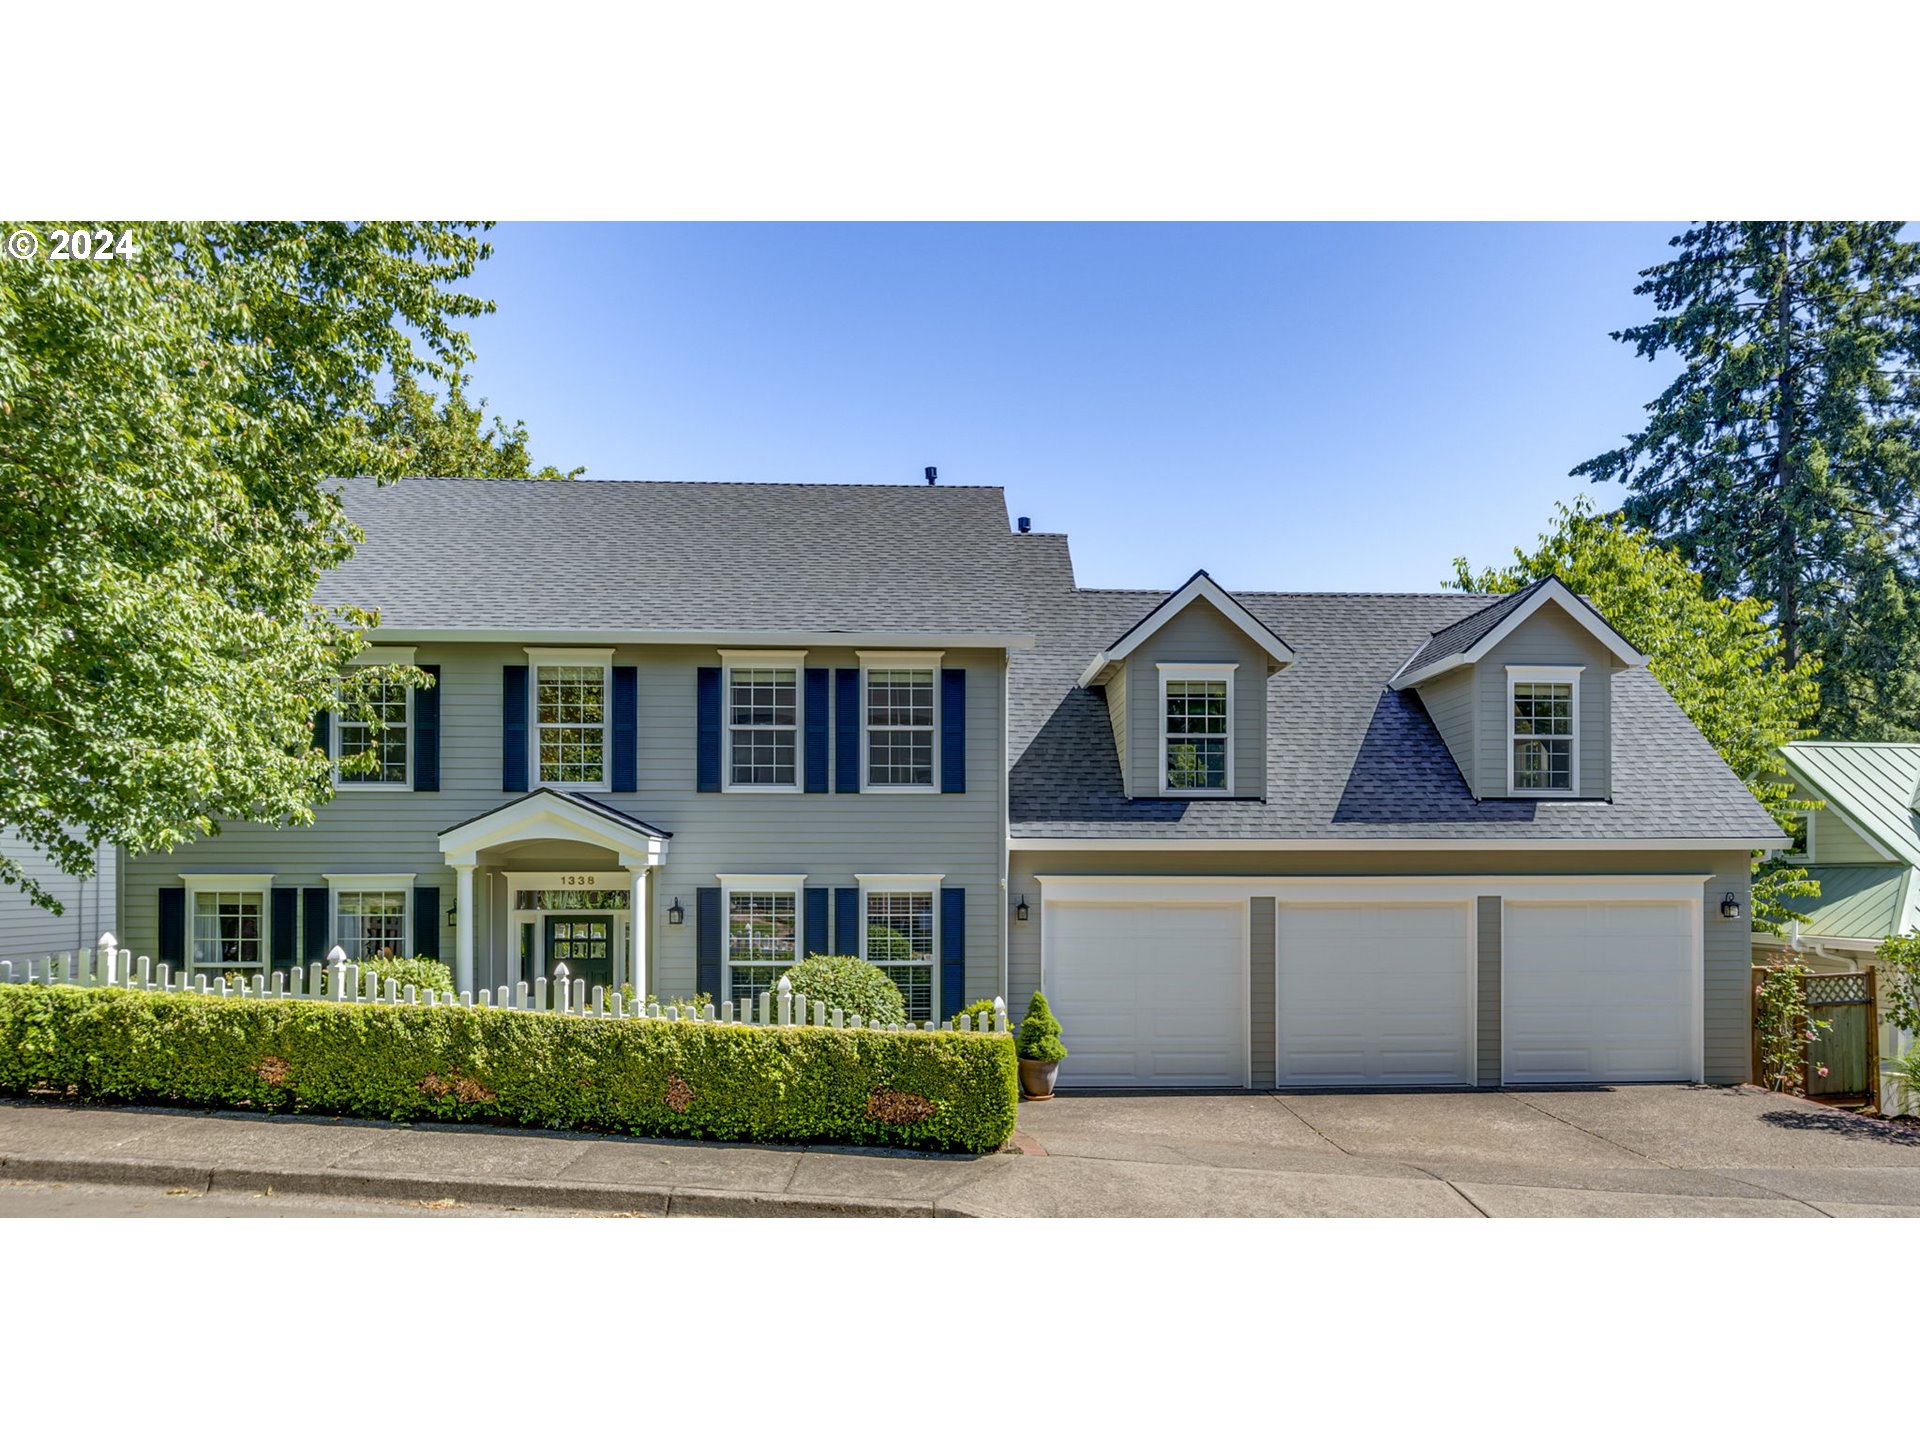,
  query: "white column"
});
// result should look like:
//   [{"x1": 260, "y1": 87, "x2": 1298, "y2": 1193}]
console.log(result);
[
  {"x1": 454, "y1": 863, "x2": 476, "y2": 995},
  {"x1": 630, "y1": 867, "x2": 649, "y2": 1003}
]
